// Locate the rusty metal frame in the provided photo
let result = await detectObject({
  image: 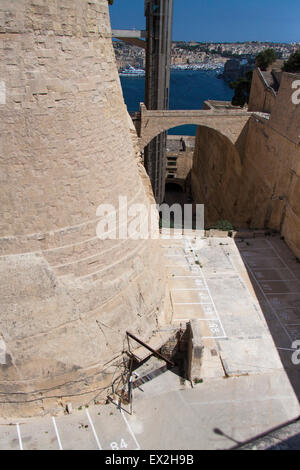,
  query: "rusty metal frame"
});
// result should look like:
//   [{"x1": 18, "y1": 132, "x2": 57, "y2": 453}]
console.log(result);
[{"x1": 126, "y1": 331, "x2": 175, "y2": 368}]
